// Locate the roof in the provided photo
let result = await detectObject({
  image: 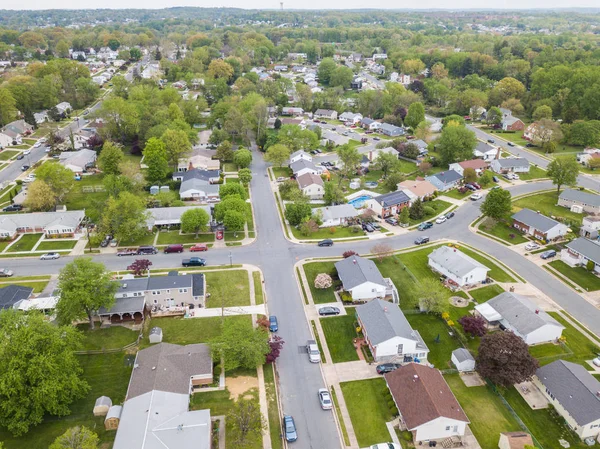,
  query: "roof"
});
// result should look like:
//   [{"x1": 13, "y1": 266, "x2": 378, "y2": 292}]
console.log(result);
[
  {"x1": 496, "y1": 158, "x2": 529, "y2": 169},
  {"x1": 179, "y1": 170, "x2": 220, "y2": 195},
  {"x1": 58, "y1": 149, "x2": 97, "y2": 169},
  {"x1": 106, "y1": 405, "x2": 123, "y2": 420},
  {"x1": 499, "y1": 432, "x2": 534, "y2": 449},
  {"x1": 290, "y1": 159, "x2": 319, "y2": 174},
  {"x1": 146, "y1": 206, "x2": 211, "y2": 228},
  {"x1": 297, "y1": 172, "x2": 324, "y2": 189},
  {"x1": 566, "y1": 237, "x2": 600, "y2": 265},
  {"x1": 512, "y1": 209, "x2": 562, "y2": 233},
  {"x1": 315, "y1": 109, "x2": 336, "y2": 116},
  {"x1": 474, "y1": 141, "x2": 497, "y2": 154},
  {"x1": 313, "y1": 204, "x2": 358, "y2": 222},
  {"x1": 475, "y1": 292, "x2": 564, "y2": 336},
  {"x1": 452, "y1": 348, "x2": 474, "y2": 363},
  {"x1": 148, "y1": 275, "x2": 193, "y2": 291},
  {"x1": 361, "y1": 117, "x2": 376, "y2": 125},
  {"x1": 503, "y1": 116, "x2": 523, "y2": 126},
  {"x1": 397, "y1": 180, "x2": 437, "y2": 198},
  {"x1": 180, "y1": 169, "x2": 220, "y2": 183},
  {"x1": 127, "y1": 343, "x2": 213, "y2": 400},
  {"x1": 150, "y1": 327, "x2": 163, "y2": 336},
  {"x1": 410, "y1": 139, "x2": 428, "y2": 149},
  {"x1": 380, "y1": 123, "x2": 404, "y2": 134},
  {"x1": 356, "y1": 299, "x2": 427, "y2": 349},
  {"x1": 290, "y1": 150, "x2": 311, "y2": 160},
  {"x1": 536, "y1": 360, "x2": 600, "y2": 425},
  {"x1": 99, "y1": 296, "x2": 146, "y2": 315},
  {"x1": 16, "y1": 295, "x2": 58, "y2": 311},
  {"x1": 559, "y1": 189, "x2": 600, "y2": 208},
  {"x1": 430, "y1": 170, "x2": 463, "y2": 184},
  {"x1": 458, "y1": 159, "x2": 488, "y2": 170},
  {"x1": 95, "y1": 396, "x2": 112, "y2": 407},
  {"x1": 336, "y1": 256, "x2": 386, "y2": 291},
  {"x1": 191, "y1": 273, "x2": 205, "y2": 297},
  {"x1": 428, "y1": 246, "x2": 490, "y2": 277},
  {"x1": 384, "y1": 363, "x2": 469, "y2": 429},
  {"x1": 373, "y1": 190, "x2": 411, "y2": 207},
  {"x1": 0, "y1": 210, "x2": 85, "y2": 234},
  {"x1": 0, "y1": 285, "x2": 34, "y2": 309}
]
